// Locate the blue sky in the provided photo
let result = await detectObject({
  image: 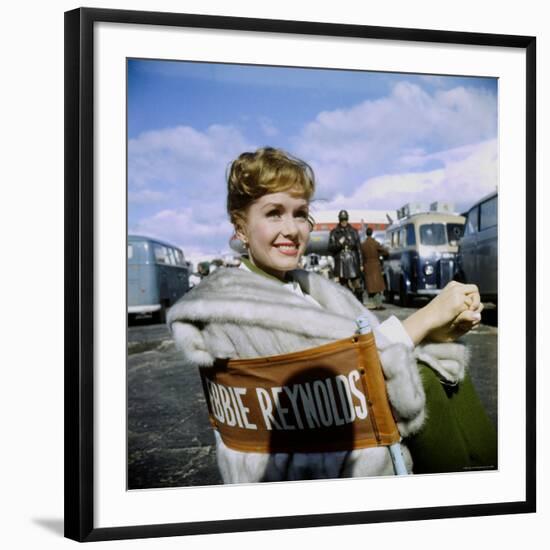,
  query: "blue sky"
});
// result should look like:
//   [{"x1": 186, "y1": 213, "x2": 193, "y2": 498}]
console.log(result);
[{"x1": 128, "y1": 59, "x2": 498, "y2": 262}]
